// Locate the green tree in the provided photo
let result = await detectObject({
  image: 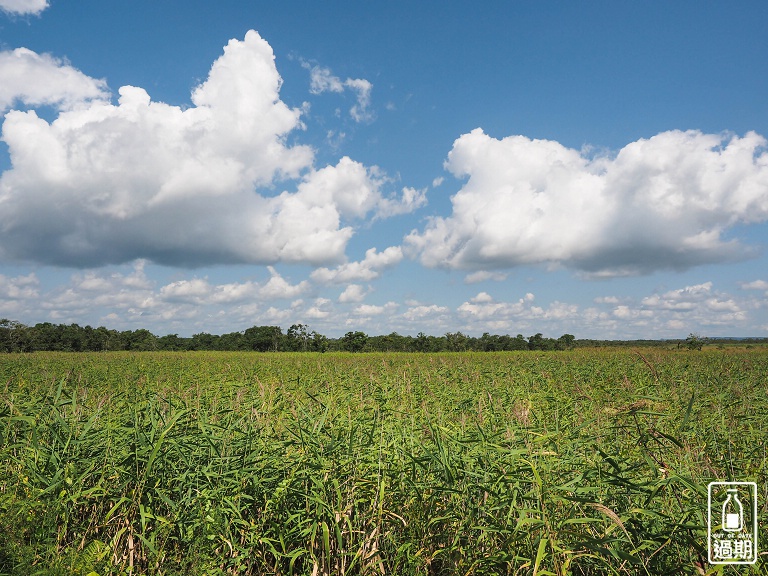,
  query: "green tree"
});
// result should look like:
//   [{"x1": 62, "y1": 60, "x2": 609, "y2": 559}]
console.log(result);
[
  {"x1": 286, "y1": 324, "x2": 311, "y2": 351},
  {"x1": 244, "y1": 326, "x2": 283, "y2": 352},
  {"x1": 528, "y1": 333, "x2": 556, "y2": 351},
  {"x1": 219, "y1": 331, "x2": 246, "y2": 351},
  {"x1": 190, "y1": 332, "x2": 218, "y2": 350},
  {"x1": 0, "y1": 319, "x2": 29, "y2": 352},
  {"x1": 29, "y1": 322, "x2": 61, "y2": 351},
  {"x1": 445, "y1": 331, "x2": 469, "y2": 352},
  {"x1": 368, "y1": 332, "x2": 411, "y2": 352},
  {"x1": 342, "y1": 331, "x2": 368, "y2": 352},
  {"x1": 480, "y1": 332, "x2": 500, "y2": 351},
  {"x1": 556, "y1": 334, "x2": 576, "y2": 350},
  {"x1": 310, "y1": 331, "x2": 329, "y2": 352},
  {"x1": 158, "y1": 334, "x2": 187, "y2": 351},
  {"x1": 123, "y1": 329, "x2": 158, "y2": 351},
  {"x1": 414, "y1": 332, "x2": 431, "y2": 352},
  {"x1": 685, "y1": 333, "x2": 706, "y2": 351},
  {"x1": 511, "y1": 334, "x2": 529, "y2": 350}
]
